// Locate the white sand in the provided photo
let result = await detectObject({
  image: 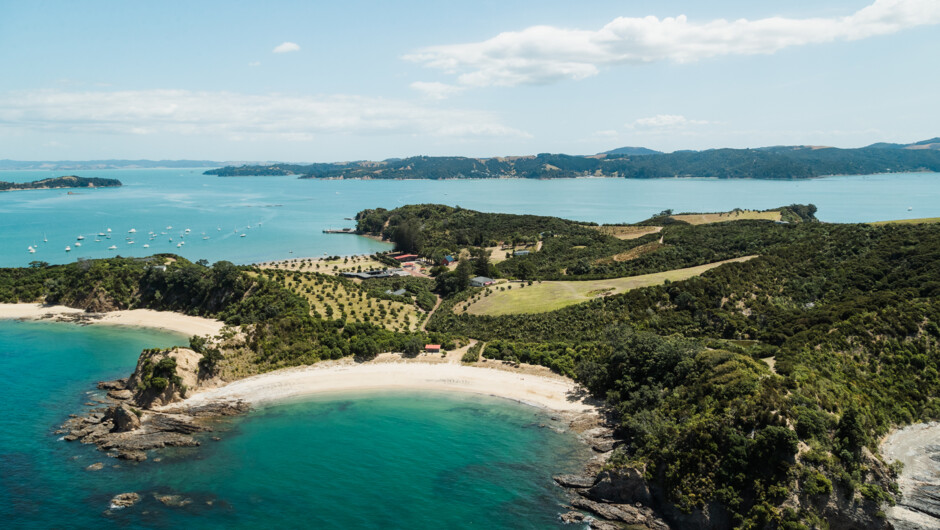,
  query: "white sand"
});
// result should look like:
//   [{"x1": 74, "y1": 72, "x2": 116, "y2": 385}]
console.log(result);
[
  {"x1": 175, "y1": 359, "x2": 597, "y2": 414},
  {"x1": 0, "y1": 303, "x2": 224, "y2": 337}
]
